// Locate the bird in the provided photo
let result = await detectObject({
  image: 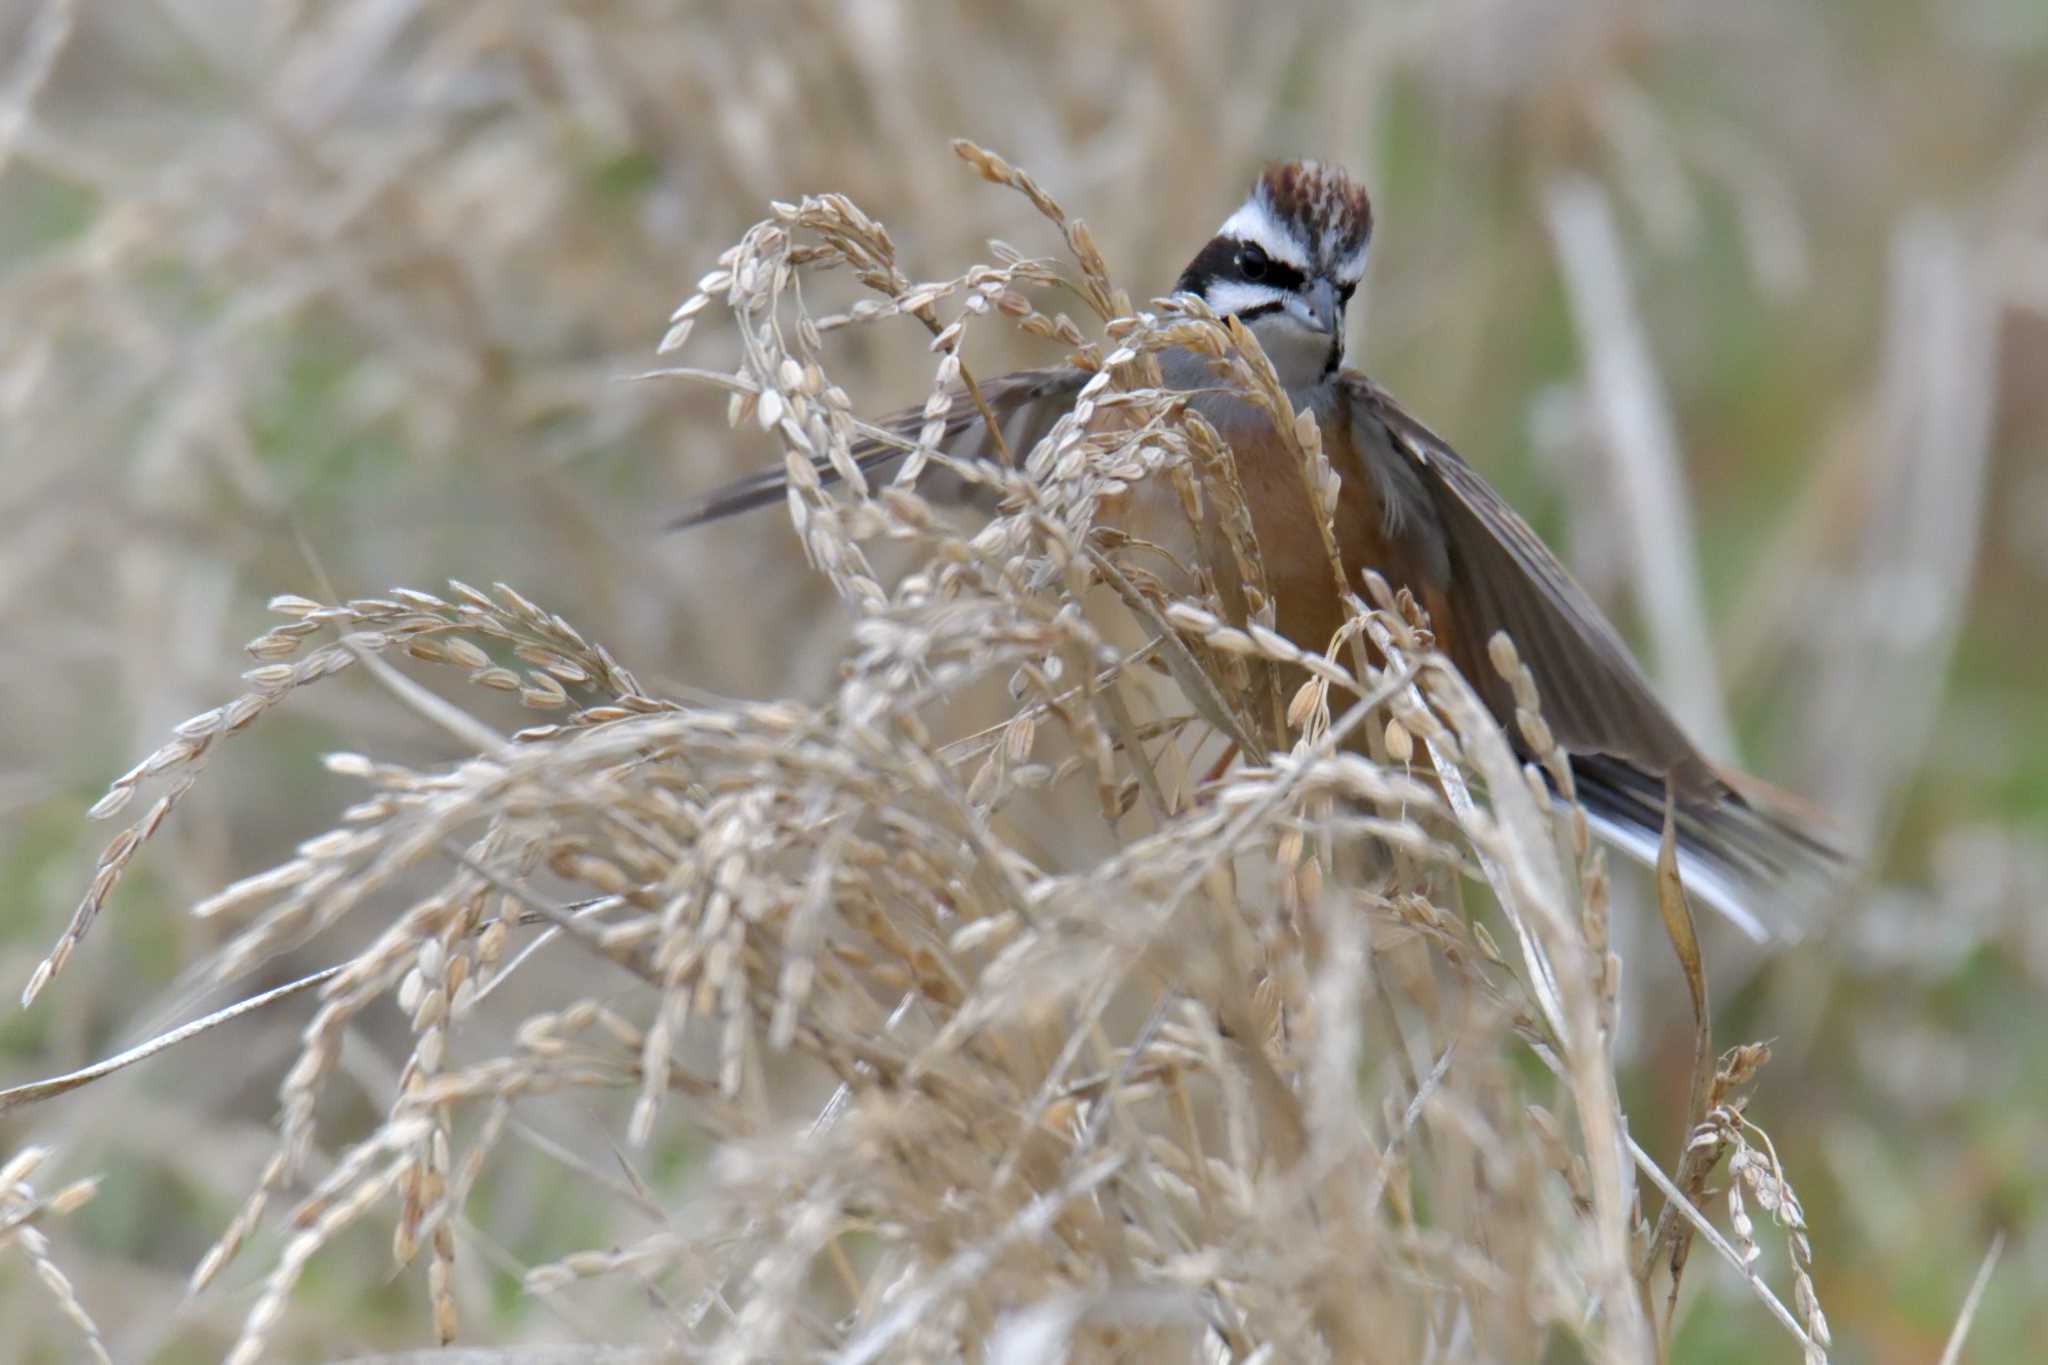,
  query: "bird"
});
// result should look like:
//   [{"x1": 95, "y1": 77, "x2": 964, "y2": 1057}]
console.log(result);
[{"x1": 672, "y1": 161, "x2": 1846, "y2": 940}]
